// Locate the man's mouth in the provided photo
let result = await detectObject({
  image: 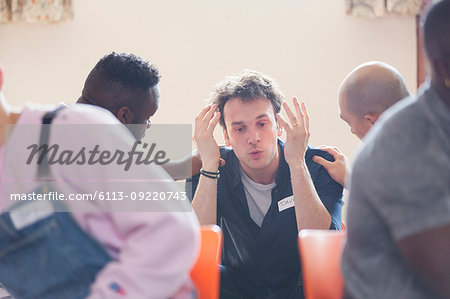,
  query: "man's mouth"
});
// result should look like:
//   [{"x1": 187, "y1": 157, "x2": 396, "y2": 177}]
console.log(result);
[{"x1": 249, "y1": 149, "x2": 262, "y2": 158}]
